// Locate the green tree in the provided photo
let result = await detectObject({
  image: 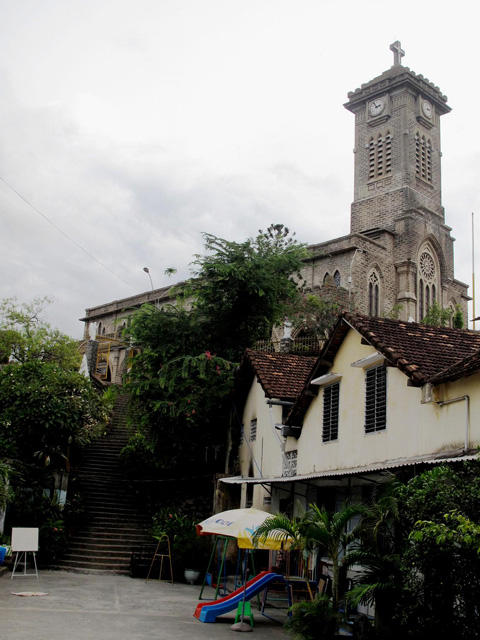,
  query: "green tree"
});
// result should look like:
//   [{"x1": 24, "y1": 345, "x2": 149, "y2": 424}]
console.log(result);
[
  {"x1": 421, "y1": 301, "x2": 464, "y2": 328},
  {"x1": 0, "y1": 297, "x2": 80, "y2": 369},
  {"x1": 253, "y1": 509, "x2": 318, "y2": 600},
  {"x1": 289, "y1": 284, "x2": 350, "y2": 342},
  {"x1": 0, "y1": 360, "x2": 110, "y2": 475},
  {"x1": 123, "y1": 225, "x2": 308, "y2": 480},
  {"x1": 254, "y1": 502, "x2": 364, "y2": 609},
  {"x1": 345, "y1": 477, "x2": 403, "y2": 637},
  {"x1": 307, "y1": 503, "x2": 364, "y2": 611},
  {"x1": 394, "y1": 464, "x2": 480, "y2": 639},
  {"x1": 185, "y1": 224, "x2": 308, "y2": 361}
]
